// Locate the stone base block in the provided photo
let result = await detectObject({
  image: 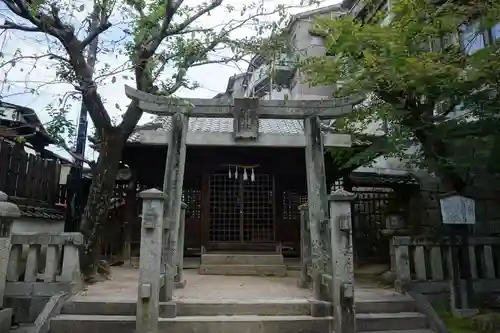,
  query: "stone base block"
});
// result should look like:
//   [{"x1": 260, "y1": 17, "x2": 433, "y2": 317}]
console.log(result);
[
  {"x1": 309, "y1": 300, "x2": 332, "y2": 318},
  {"x1": 0, "y1": 308, "x2": 13, "y2": 333},
  {"x1": 4, "y1": 296, "x2": 50, "y2": 323},
  {"x1": 174, "y1": 280, "x2": 187, "y2": 289},
  {"x1": 452, "y1": 308, "x2": 479, "y2": 318},
  {"x1": 297, "y1": 278, "x2": 311, "y2": 289},
  {"x1": 159, "y1": 301, "x2": 177, "y2": 318}
]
